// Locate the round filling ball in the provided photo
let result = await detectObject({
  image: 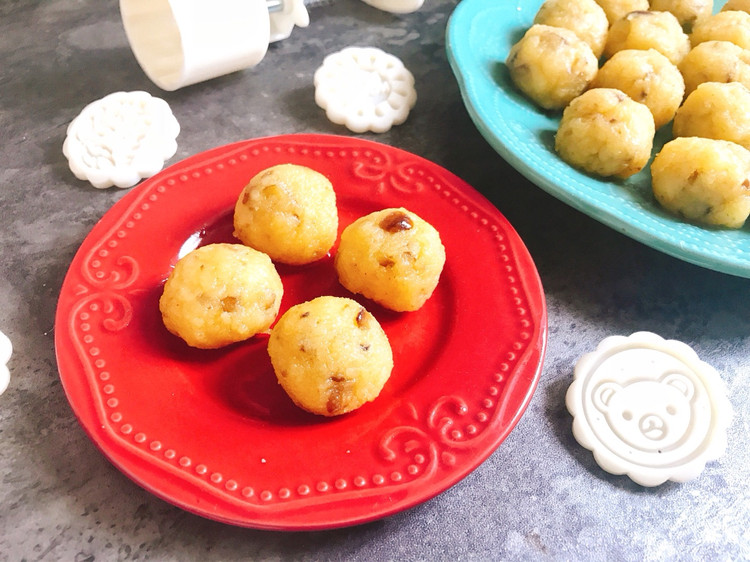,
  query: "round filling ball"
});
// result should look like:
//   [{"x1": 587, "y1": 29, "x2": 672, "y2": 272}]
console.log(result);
[
  {"x1": 722, "y1": 0, "x2": 750, "y2": 12},
  {"x1": 233, "y1": 163, "x2": 338, "y2": 265},
  {"x1": 672, "y1": 81, "x2": 750, "y2": 151},
  {"x1": 590, "y1": 48, "x2": 684, "y2": 130},
  {"x1": 690, "y1": 11, "x2": 750, "y2": 51},
  {"x1": 506, "y1": 24, "x2": 598, "y2": 111},
  {"x1": 334, "y1": 207, "x2": 446, "y2": 312},
  {"x1": 651, "y1": 137, "x2": 750, "y2": 228},
  {"x1": 604, "y1": 10, "x2": 690, "y2": 65},
  {"x1": 679, "y1": 40, "x2": 750, "y2": 97},
  {"x1": 555, "y1": 88, "x2": 656, "y2": 179},
  {"x1": 594, "y1": 0, "x2": 649, "y2": 25},
  {"x1": 267, "y1": 296, "x2": 394, "y2": 417},
  {"x1": 533, "y1": 0, "x2": 609, "y2": 58},
  {"x1": 649, "y1": 0, "x2": 712, "y2": 29},
  {"x1": 159, "y1": 243, "x2": 283, "y2": 349}
]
